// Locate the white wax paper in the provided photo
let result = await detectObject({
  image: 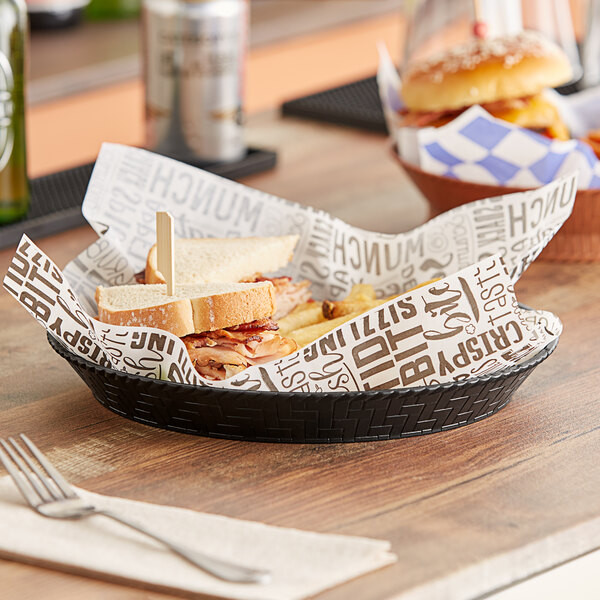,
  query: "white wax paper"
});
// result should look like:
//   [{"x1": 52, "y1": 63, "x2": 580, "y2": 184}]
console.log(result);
[{"x1": 3, "y1": 144, "x2": 574, "y2": 392}]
